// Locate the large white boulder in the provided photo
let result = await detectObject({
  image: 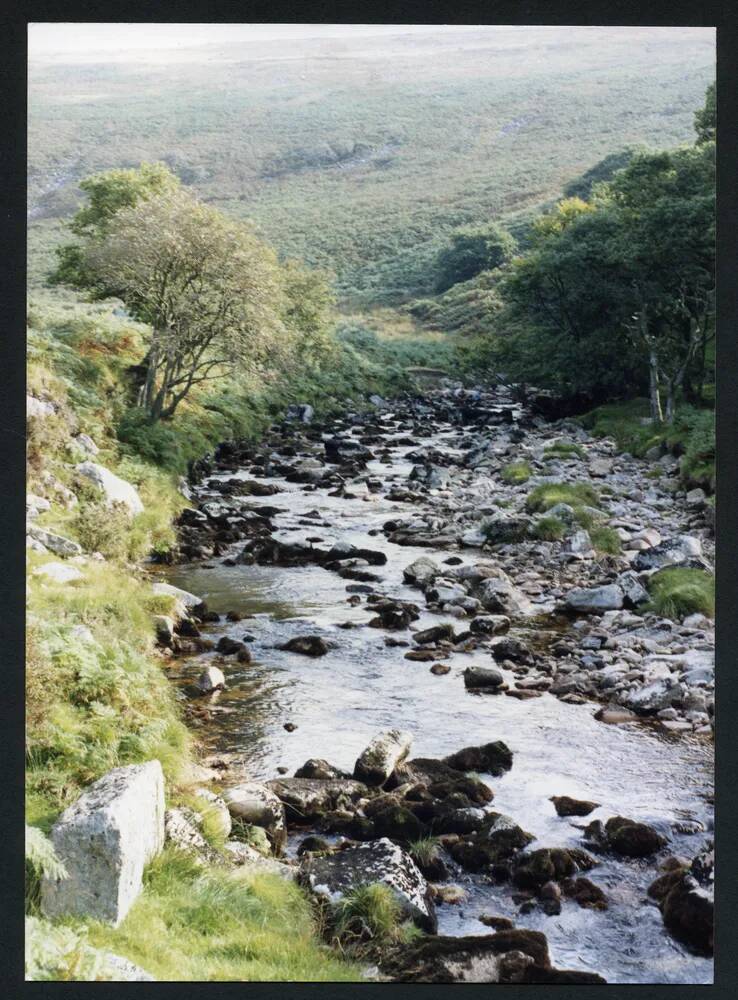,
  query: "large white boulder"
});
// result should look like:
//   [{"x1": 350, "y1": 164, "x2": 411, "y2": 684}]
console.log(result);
[
  {"x1": 221, "y1": 782, "x2": 287, "y2": 853},
  {"x1": 32, "y1": 562, "x2": 84, "y2": 584},
  {"x1": 75, "y1": 462, "x2": 144, "y2": 516},
  {"x1": 41, "y1": 761, "x2": 165, "y2": 926}
]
